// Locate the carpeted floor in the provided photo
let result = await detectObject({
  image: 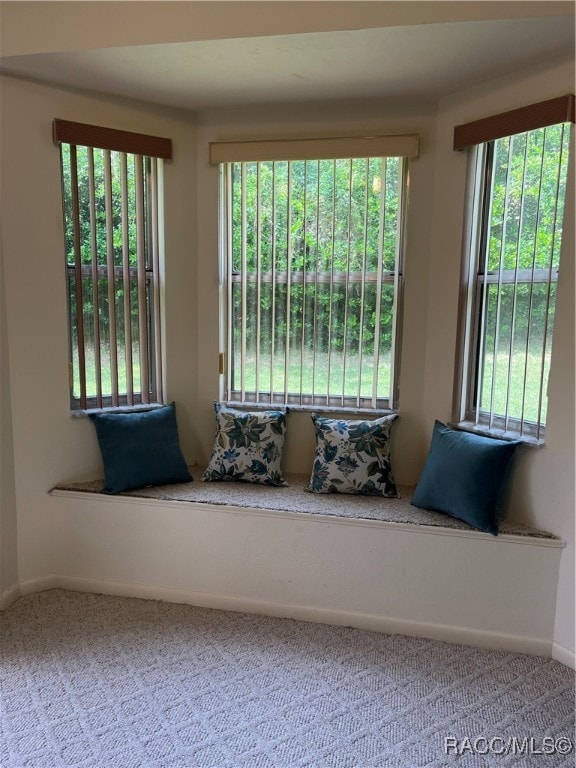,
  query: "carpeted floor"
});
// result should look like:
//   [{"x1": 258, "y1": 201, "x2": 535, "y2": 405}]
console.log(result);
[{"x1": 1, "y1": 590, "x2": 574, "y2": 768}]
